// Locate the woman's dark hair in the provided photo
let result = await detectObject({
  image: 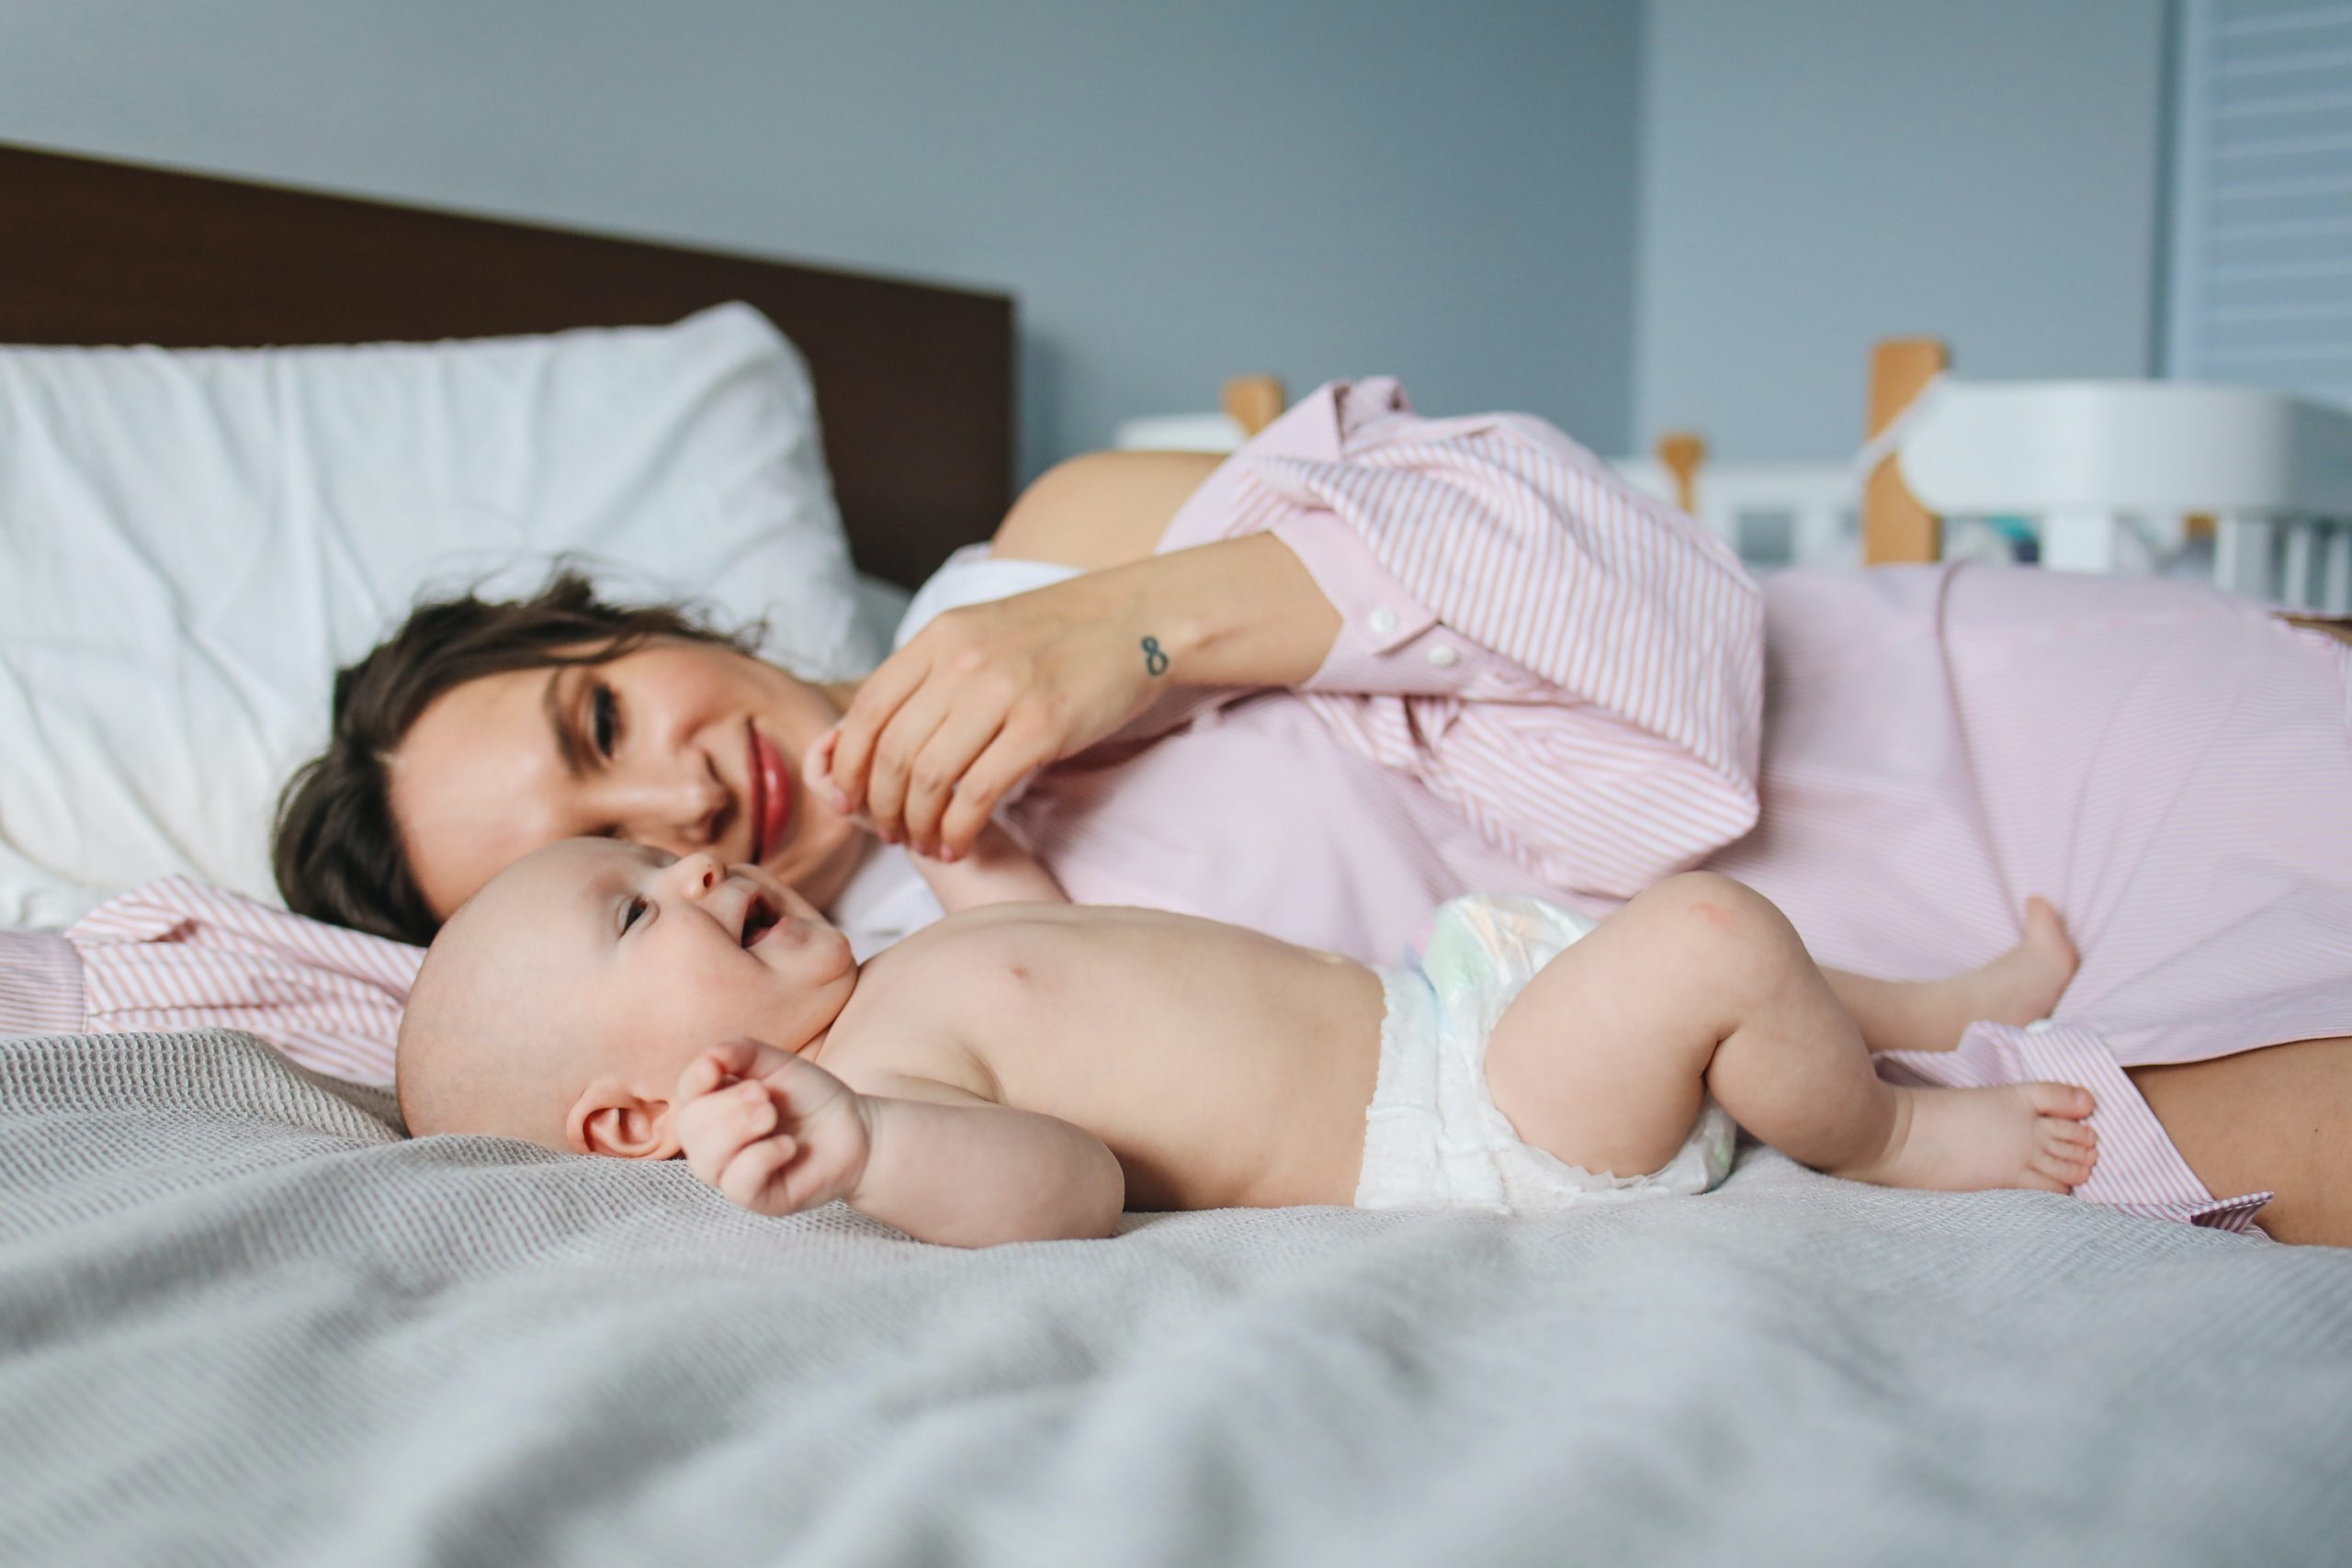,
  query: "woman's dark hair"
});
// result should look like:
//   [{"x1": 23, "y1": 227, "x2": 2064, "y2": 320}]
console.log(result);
[{"x1": 272, "y1": 568, "x2": 761, "y2": 947}]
